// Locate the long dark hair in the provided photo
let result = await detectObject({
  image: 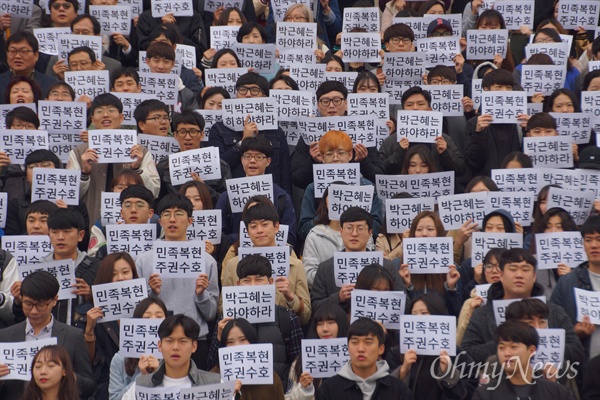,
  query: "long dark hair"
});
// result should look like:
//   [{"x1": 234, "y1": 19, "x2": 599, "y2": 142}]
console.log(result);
[
  {"x1": 124, "y1": 298, "x2": 169, "y2": 376},
  {"x1": 408, "y1": 211, "x2": 447, "y2": 295},
  {"x1": 21, "y1": 345, "x2": 79, "y2": 400},
  {"x1": 220, "y1": 318, "x2": 259, "y2": 347},
  {"x1": 401, "y1": 145, "x2": 437, "y2": 175}
]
